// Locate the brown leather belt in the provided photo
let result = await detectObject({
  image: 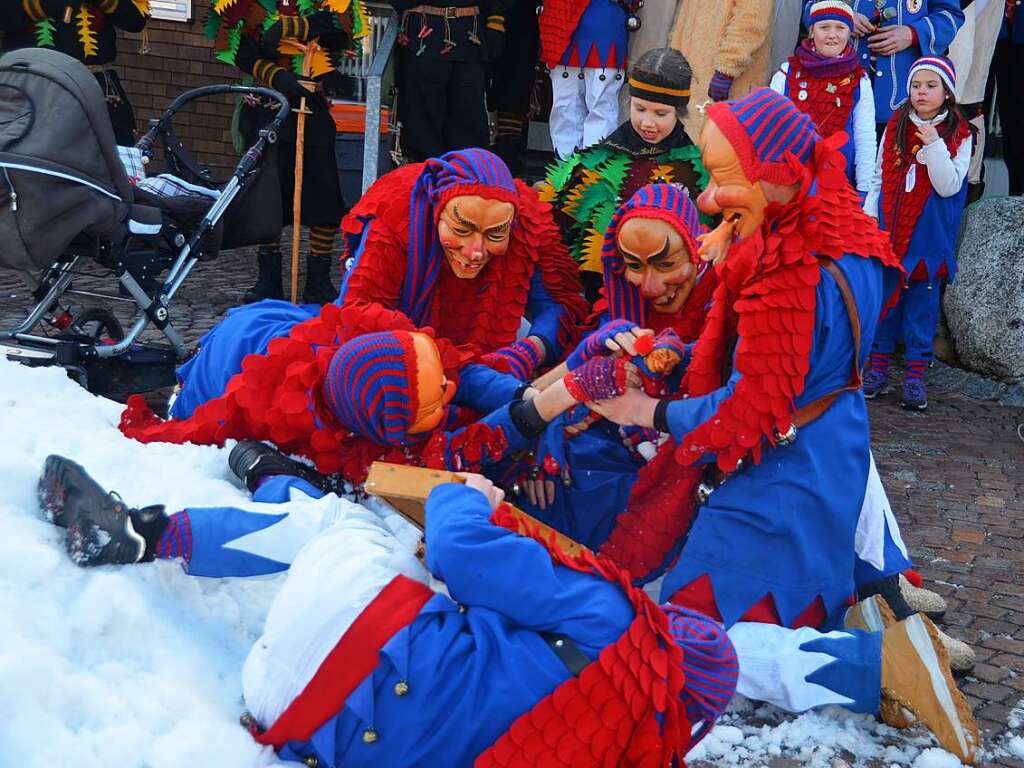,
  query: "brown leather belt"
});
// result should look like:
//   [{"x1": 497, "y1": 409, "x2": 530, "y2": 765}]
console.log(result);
[
  {"x1": 791, "y1": 259, "x2": 863, "y2": 429},
  {"x1": 406, "y1": 4, "x2": 479, "y2": 17}
]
